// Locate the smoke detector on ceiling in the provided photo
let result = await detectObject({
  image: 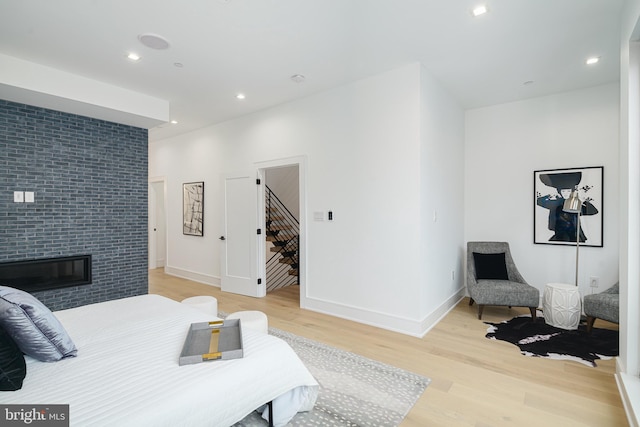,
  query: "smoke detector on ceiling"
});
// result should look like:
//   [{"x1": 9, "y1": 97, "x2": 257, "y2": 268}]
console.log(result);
[
  {"x1": 290, "y1": 74, "x2": 306, "y2": 83},
  {"x1": 138, "y1": 33, "x2": 170, "y2": 50}
]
